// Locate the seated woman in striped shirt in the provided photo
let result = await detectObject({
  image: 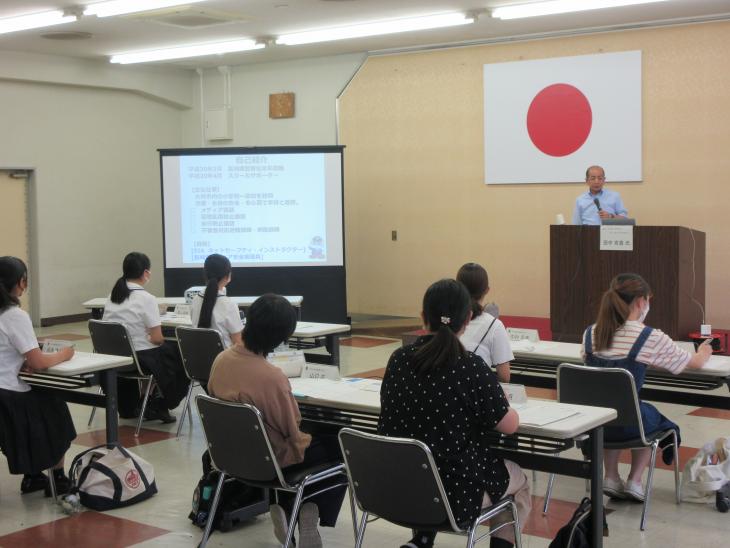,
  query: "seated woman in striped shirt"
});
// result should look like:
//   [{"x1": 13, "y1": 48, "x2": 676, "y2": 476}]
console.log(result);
[{"x1": 582, "y1": 272, "x2": 712, "y2": 502}]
